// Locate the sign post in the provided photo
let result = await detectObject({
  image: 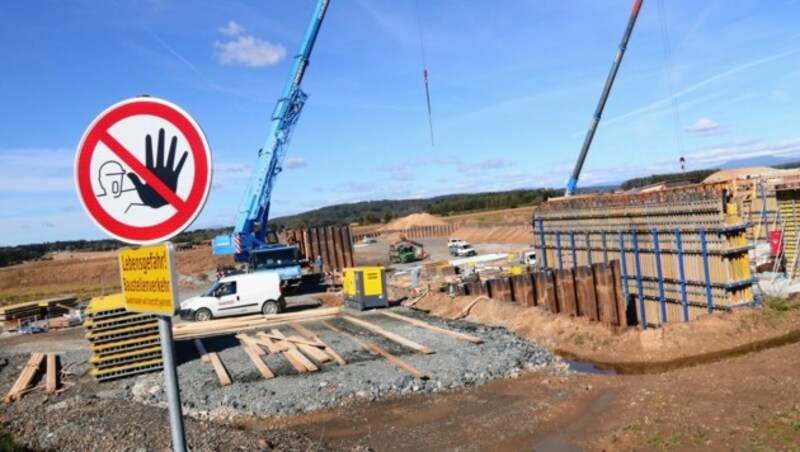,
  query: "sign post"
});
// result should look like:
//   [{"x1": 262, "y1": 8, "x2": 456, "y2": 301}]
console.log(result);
[
  {"x1": 76, "y1": 96, "x2": 212, "y2": 452},
  {"x1": 119, "y1": 243, "x2": 186, "y2": 452}
]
